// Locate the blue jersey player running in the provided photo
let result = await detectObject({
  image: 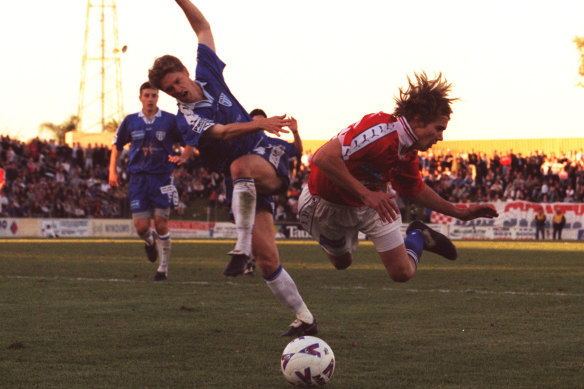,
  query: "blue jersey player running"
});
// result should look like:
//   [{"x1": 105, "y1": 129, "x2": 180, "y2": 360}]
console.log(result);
[
  {"x1": 147, "y1": 0, "x2": 317, "y2": 337},
  {"x1": 109, "y1": 82, "x2": 184, "y2": 281}
]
